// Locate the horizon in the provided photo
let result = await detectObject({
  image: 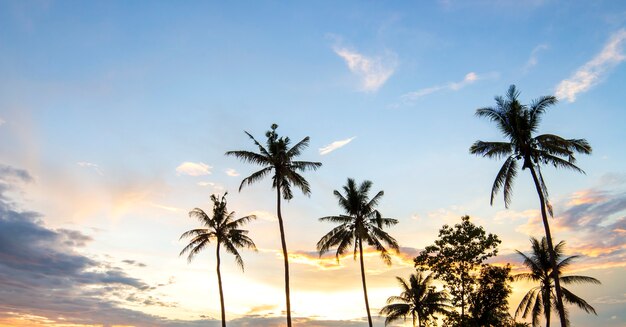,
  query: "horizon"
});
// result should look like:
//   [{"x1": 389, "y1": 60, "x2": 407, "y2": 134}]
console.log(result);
[{"x1": 1, "y1": 1, "x2": 625, "y2": 326}]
